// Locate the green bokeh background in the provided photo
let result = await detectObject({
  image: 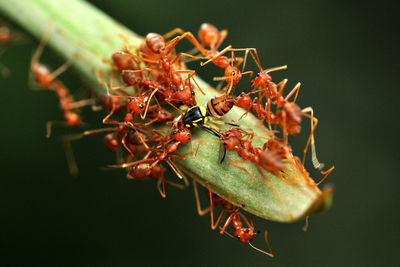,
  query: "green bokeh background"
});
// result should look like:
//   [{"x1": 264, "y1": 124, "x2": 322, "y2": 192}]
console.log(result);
[{"x1": 1, "y1": 0, "x2": 398, "y2": 266}]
